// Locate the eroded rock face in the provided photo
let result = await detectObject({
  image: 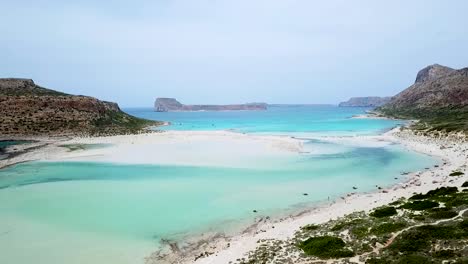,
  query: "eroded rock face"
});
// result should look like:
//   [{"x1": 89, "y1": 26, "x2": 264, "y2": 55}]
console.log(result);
[
  {"x1": 154, "y1": 98, "x2": 184, "y2": 112},
  {"x1": 338, "y1": 97, "x2": 392, "y2": 107},
  {"x1": 0, "y1": 78, "x2": 157, "y2": 136},
  {"x1": 380, "y1": 65, "x2": 468, "y2": 111},
  {"x1": 154, "y1": 98, "x2": 268, "y2": 112},
  {"x1": 414, "y1": 64, "x2": 455, "y2": 84}
]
